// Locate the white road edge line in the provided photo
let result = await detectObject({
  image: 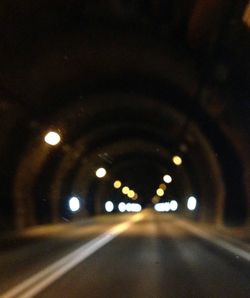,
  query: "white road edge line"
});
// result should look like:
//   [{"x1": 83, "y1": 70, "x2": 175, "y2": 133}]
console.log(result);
[
  {"x1": 176, "y1": 219, "x2": 250, "y2": 262},
  {"x1": 1, "y1": 213, "x2": 144, "y2": 298}
]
